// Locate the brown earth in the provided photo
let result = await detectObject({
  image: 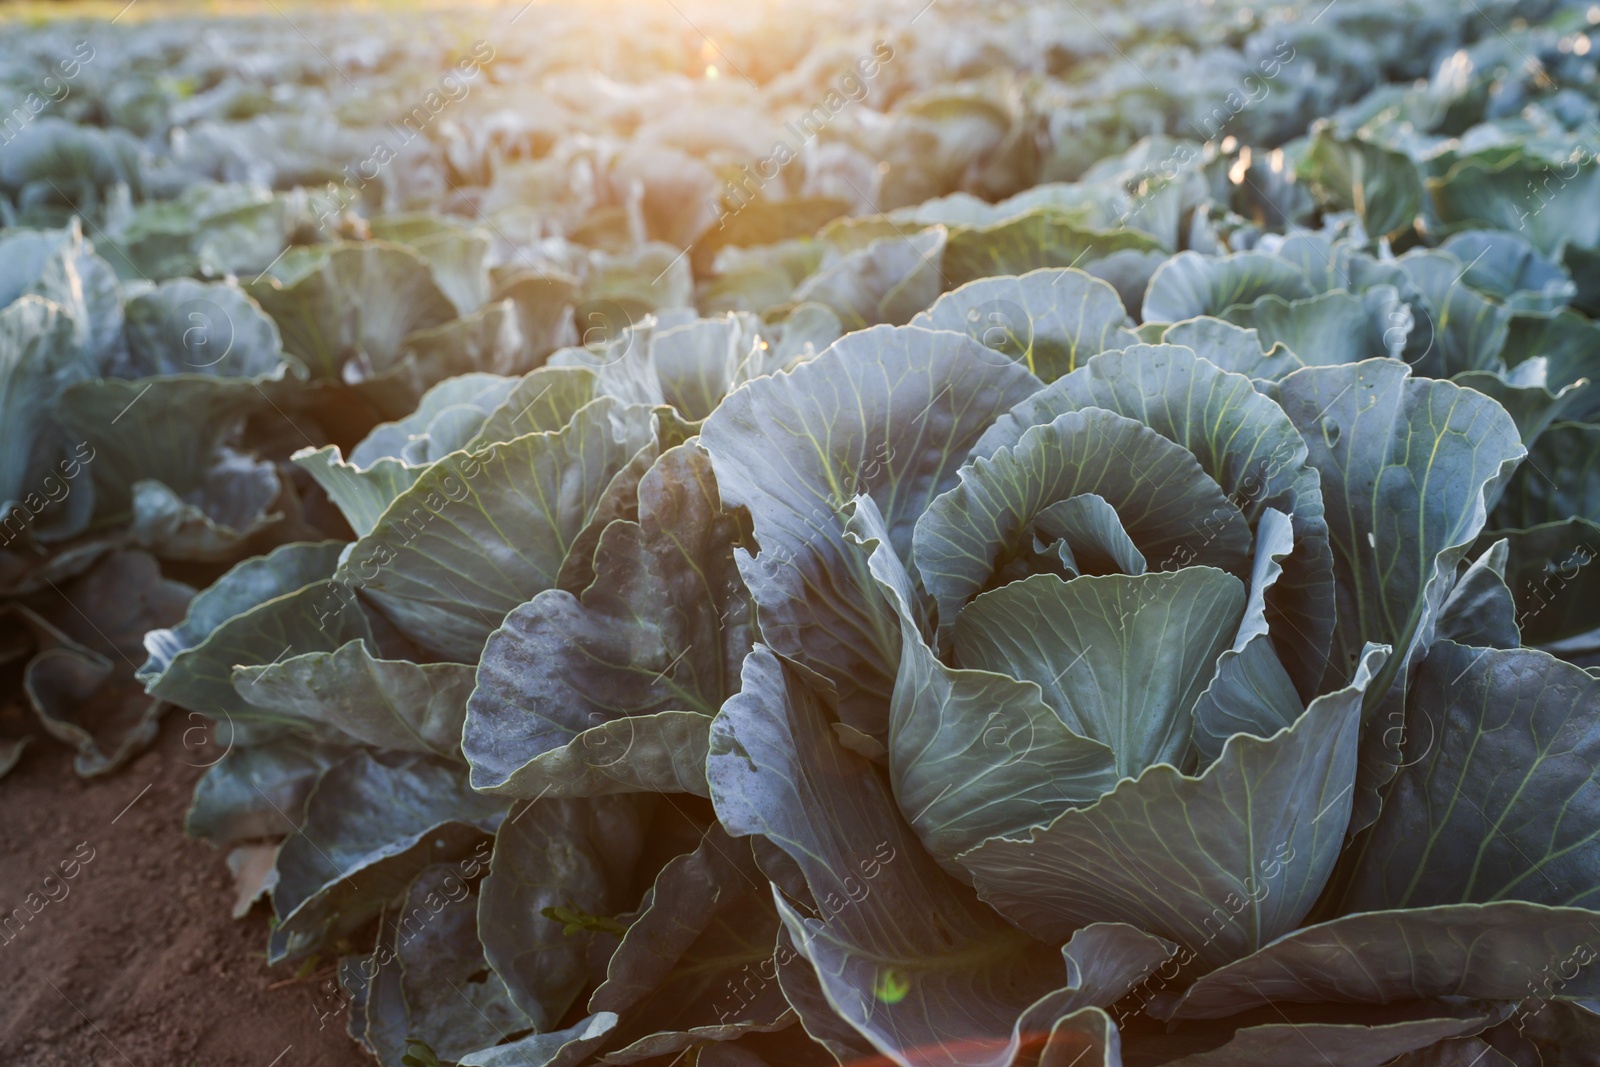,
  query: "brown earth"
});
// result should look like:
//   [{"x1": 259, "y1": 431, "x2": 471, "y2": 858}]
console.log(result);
[{"x1": 0, "y1": 713, "x2": 371, "y2": 1067}]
